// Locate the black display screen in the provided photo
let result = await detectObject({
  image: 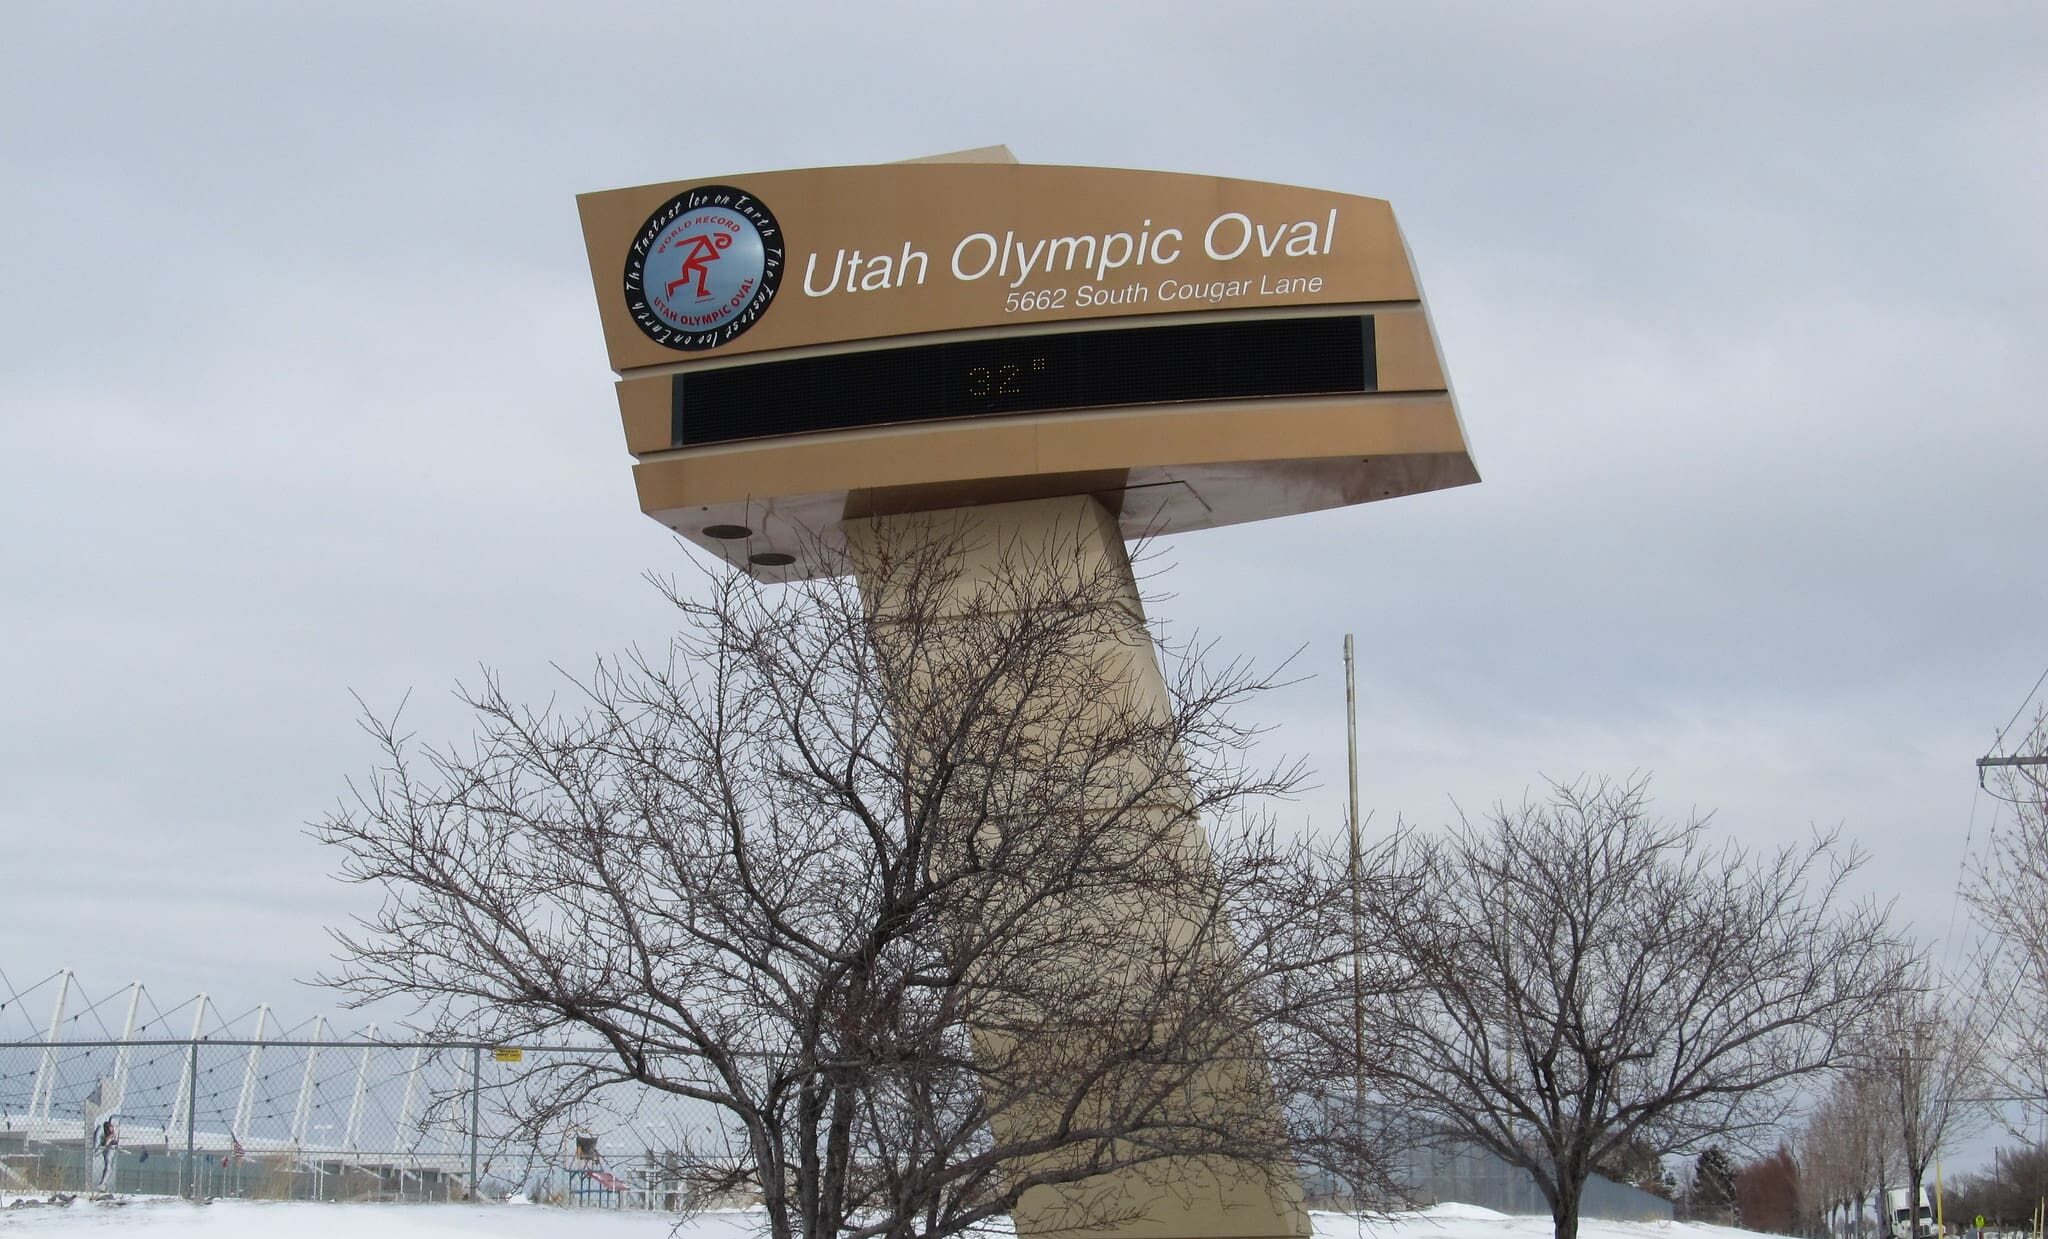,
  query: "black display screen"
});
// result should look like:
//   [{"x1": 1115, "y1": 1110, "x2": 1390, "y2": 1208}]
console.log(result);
[{"x1": 671, "y1": 314, "x2": 1377, "y2": 448}]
